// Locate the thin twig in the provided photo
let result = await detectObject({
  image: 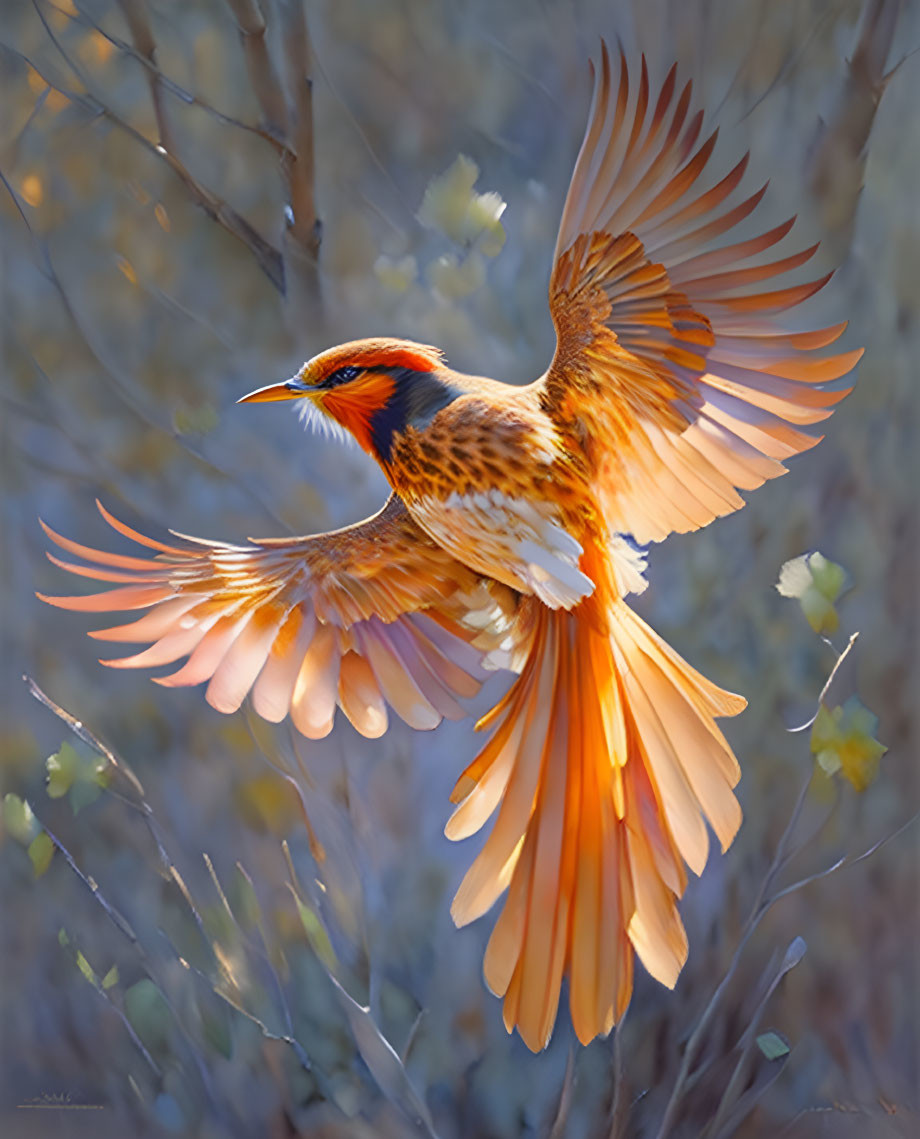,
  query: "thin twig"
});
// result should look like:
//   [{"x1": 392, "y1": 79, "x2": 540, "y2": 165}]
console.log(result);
[
  {"x1": 32, "y1": 818, "x2": 228, "y2": 1109},
  {"x1": 25, "y1": 675, "x2": 146, "y2": 799},
  {"x1": 40, "y1": 817, "x2": 142, "y2": 947},
  {"x1": 26, "y1": 678, "x2": 312, "y2": 1081},
  {"x1": 57, "y1": 929, "x2": 162, "y2": 1077},
  {"x1": 1, "y1": 162, "x2": 291, "y2": 529},
  {"x1": 608, "y1": 1018, "x2": 626, "y2": 1139},
  {"x1": 705, "y1": 937, "x2": 807, "y2": 1136},
  {"x1": 116, "y1": 0, "x2": 175, "y2": 152},
  {"x1": 656, "y1": 789, "x2": 915, "y2": 1139},
  {"x1": 241, "y1": 708, "x2": 325, "y2": 861},
  {"x1": 214, "y1": 985, "x2": 312, "y2": 1071},
  {"x1": 400, "y1": 1008, "x2": 426, "y2": 1066},
  {"x1": 787, "y1": 632, "x2": 859, "y2": 733},
  {"x1": 54, "y1": 0, "x2": 287, "y2": 149},
  {"x1": 655, "y1": 764, "x2": 812, "y2": 1139},
  {"x1": 25, "y1": 676, "x2": 182, "y2": 884},
  {"x1": 765, "y1": 810, "x2": 918, "y2": 908},
  {"x1": 20, "y1": 11, "x2": 285, "y2": 289}
]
